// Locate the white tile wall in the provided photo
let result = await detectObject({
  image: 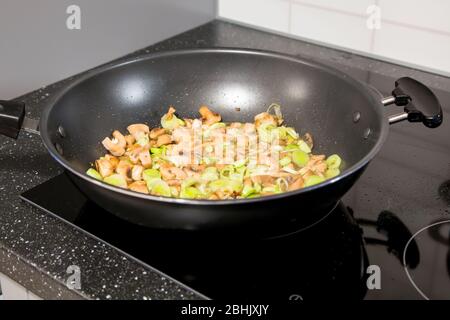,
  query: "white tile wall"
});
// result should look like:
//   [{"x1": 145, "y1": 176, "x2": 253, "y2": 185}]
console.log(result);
[
  {"x1": 373, "y1": 22, "x2": 450, "y2": 73},
  {"x1": 379, "y1": 0, "x2": 450, "y2": 34},
  {"x1": 218, "y1": 0, "x2": 450, "y2": 75},
  {"x1": 292, "y1": 0, "x2": 374, "y2": 16},
  {"x1": 291, "y1": 4, "x2": 373, "y2": 52},
  {"x1": 218, "y1": 0, "x2": 290, "y2": 33}
]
